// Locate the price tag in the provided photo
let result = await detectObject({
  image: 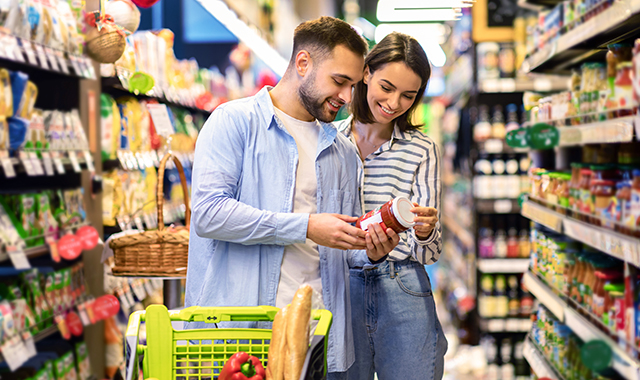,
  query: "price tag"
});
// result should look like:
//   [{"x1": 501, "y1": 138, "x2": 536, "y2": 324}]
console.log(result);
[
  {"x1": 21, "y1": 331, "x2": 37, "y2": 358},
  {"x1": 143, "y1": 213, "x2": 153, "y2": 229},
  {"x1": 116, "y1": 288, "x2": 131, "y2": 313},
  {"x1": 9, "y1": 37, "x2": 24, "y2": 63},
  {"x1": 57, "y1": 52, "x2": 69, "y2": 74},
  {"x1": 2, "y1": 336, "x2": 27, "y2": 371},
  {"x1": 7, "y1": 245, "x2": 30, "y2": 270},
  {"x1": 151, "y1": 150, "x2": 160, "y2": 167},
  {"x1": 76, "y1": 302, "x2": 91, "y2": 326},
  {"x1": 3, "y1": 36, "x2": 16, "y2": 61},
  {"x1": 28, "y1": 152, "x2": 44, "y2": 176},
  {"x1": 82, "y1": 151, "x2": 95, "y2": 172},
  {"x1": 51, "y1": 152, "x2": 65, "y2": 174},
  {"x1": 40, "y1": 151, "x2": 55, "y2": 176},
  {"x1": 33, "y1": 44, "x2": 49, "y2": 70},
  {"x1": 19, "y1": 151, "x2": 36, "y2": 176},
  {"x1": 21, "y1": 40, "x2": 38, "y2": 65},
  {"x1": 68, "y1": 151, "x2": 82, "y2": 173},
  {"x1": 86, "y1": 58, "x2": 97, "y2": 79},
  {"x1": 1, "y1": 157, "x2": 16, "y2": 178},
  {"x1": 44, "y1": 47, "x2": 60, "y2": 71},
  {"x1": 131, "y1": 280, "x2": 147, "y2": 301},
  {"x1": 147, "y1": 104, "x2": 175, "y2": 136},
  {"x1": 143, "y1": 280, "x2": 155, "y2": 296},
  {"x1": 134, "y1": 216, "x2": 144, "y2": 231},
  {"x1": 69, "y1": 56, "x2": 82, "y2": 76}
]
